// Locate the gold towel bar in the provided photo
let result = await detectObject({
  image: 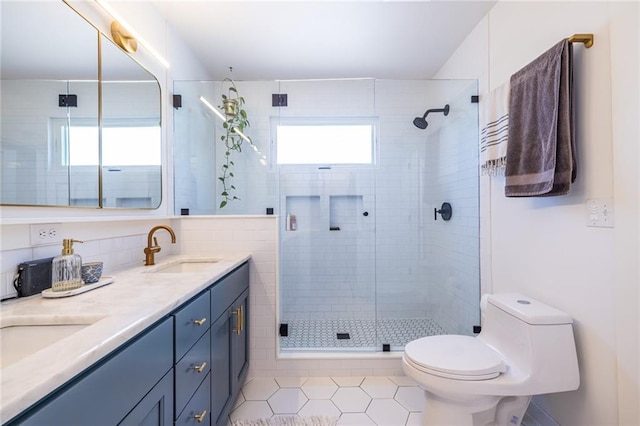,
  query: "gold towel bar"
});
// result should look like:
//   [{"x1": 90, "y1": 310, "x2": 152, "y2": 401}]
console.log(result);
[{"x1": 568, "y1": 33, "x2": 594, "y2": 48}]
